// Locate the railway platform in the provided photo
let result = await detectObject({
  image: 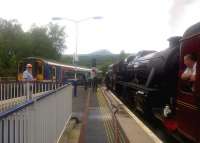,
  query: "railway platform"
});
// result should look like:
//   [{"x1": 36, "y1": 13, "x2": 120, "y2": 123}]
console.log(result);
[{"x1": 64, "y1": 86, "x2": 163, "y2": 143}]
